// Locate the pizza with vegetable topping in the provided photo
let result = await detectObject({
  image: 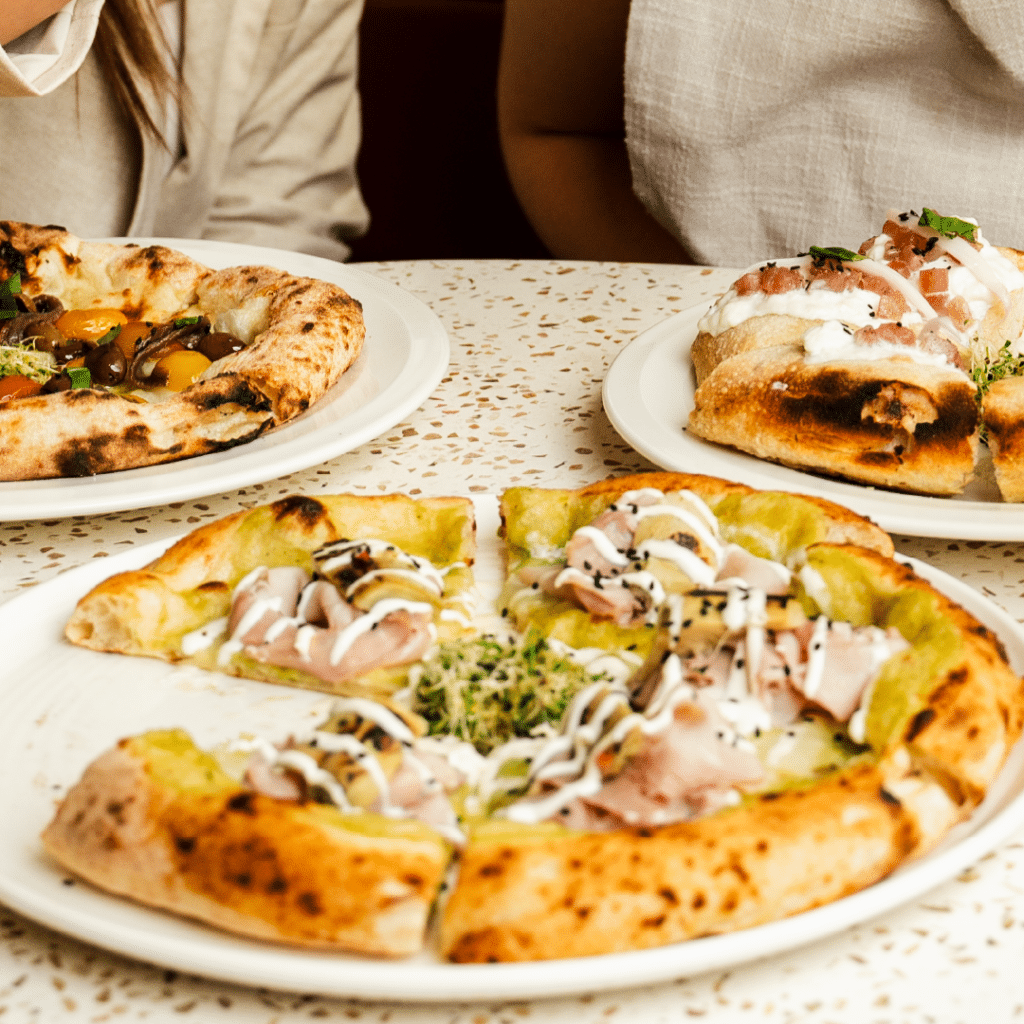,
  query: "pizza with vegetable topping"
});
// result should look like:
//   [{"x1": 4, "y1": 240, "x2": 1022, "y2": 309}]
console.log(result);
[
  {"x1": 47, "y1": 475, "x2": 1024, "y2": 961},
  {"x1": 0, "y1": 221, "x2": 364, "y2": 480},
  {"x1": 688, "y1": 208, "x2": 1024, "y2": 498}
]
